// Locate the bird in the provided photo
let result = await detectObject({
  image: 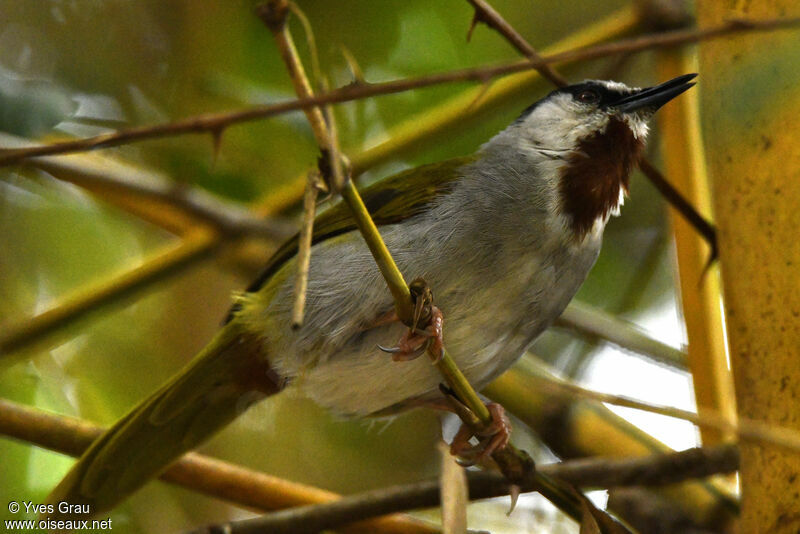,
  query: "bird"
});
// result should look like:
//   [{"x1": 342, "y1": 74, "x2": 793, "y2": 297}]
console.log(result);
[{"x1": 46, "y1": 73, "x2": 697, "y2": 518}]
